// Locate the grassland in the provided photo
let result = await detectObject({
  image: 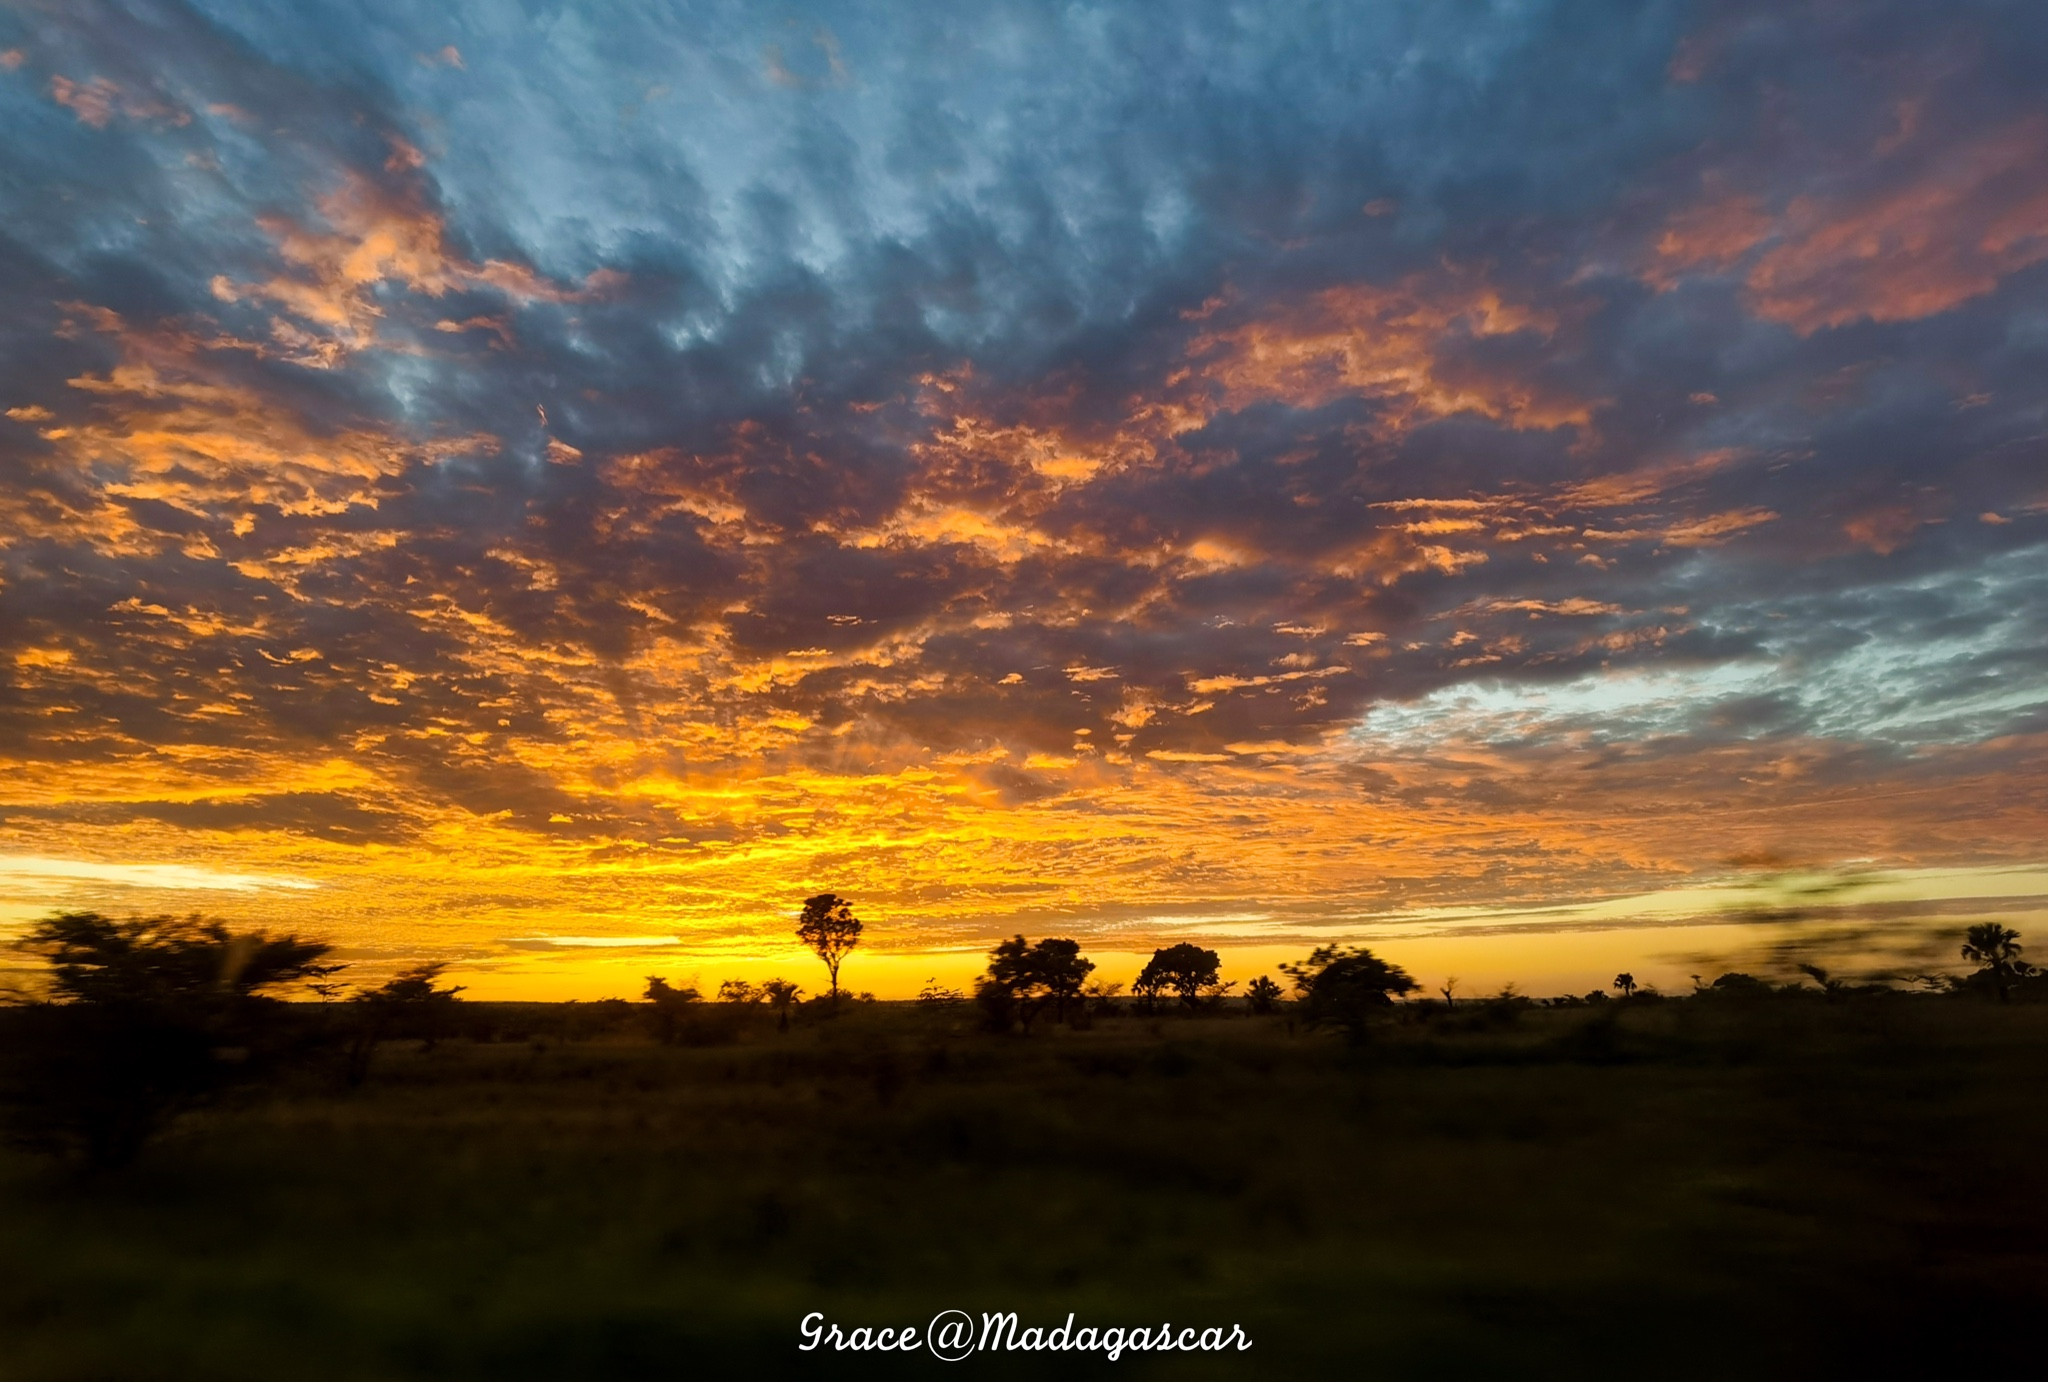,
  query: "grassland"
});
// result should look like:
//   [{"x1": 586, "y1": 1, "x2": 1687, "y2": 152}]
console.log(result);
[{"x1": 2, "y1": 996, "x2": 2044, "y2": 1378}]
